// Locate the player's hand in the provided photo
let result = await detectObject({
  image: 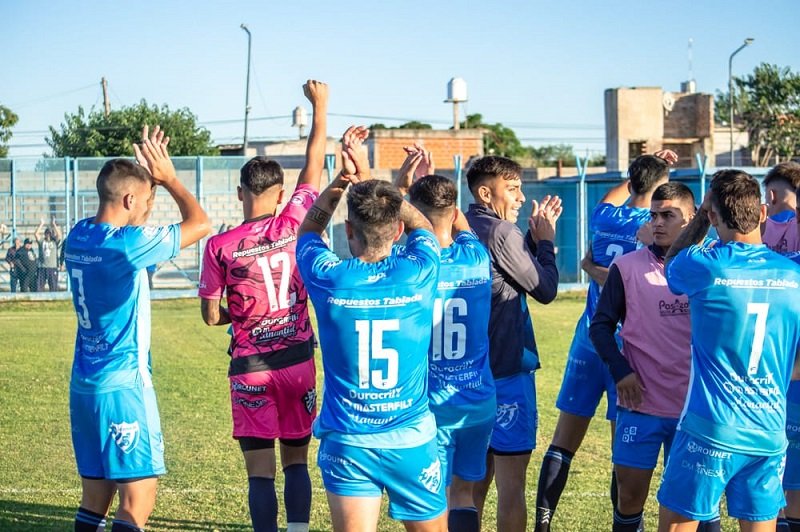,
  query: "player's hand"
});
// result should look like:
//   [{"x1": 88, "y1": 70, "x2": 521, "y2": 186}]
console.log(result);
[
  {"x1": 396, "y1": 150, "x2": 424, "y2": 194},
  {"x1": 616, "y1": 373, "x2": 644, "y2": 409},
  {"x1": 403, "y1": 143, "x2": 434, "y2": 178},
  {"x1": 341, "y1": 125, "x2": 370, "y2": 180},
  {"x1": 134, "y1": 125, "x2": 176, "y2": 186},
  {"x1": 637, "y1": 221, "x2": 654, "y2": 246},
  {"x1": 530, "y1": 195, "x2": 563, "y2": 242},
  {"x1": 654, "y1": 149, "x2": 679, "y2": 166},
  {"x1": 303, "y1": 80, "x2": 329, "y2": 107}
]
